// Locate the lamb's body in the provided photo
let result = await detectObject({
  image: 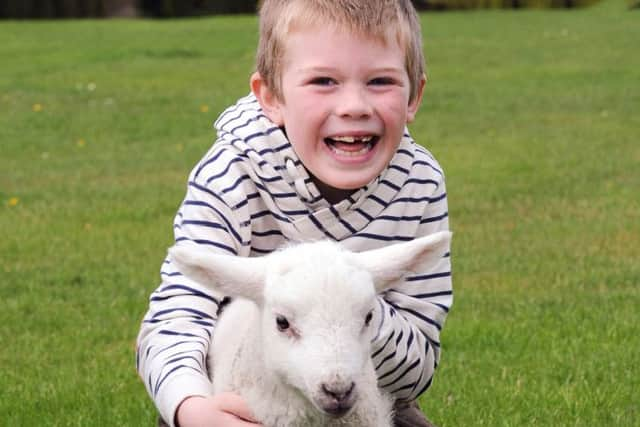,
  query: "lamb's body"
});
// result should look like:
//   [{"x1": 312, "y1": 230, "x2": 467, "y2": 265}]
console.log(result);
[
  {"x1": 169, "y1": 231, "x2": 451, "y2": 427},
  {"x1": 211, "y1": 299, "x2": 392, "y2": 427}
]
